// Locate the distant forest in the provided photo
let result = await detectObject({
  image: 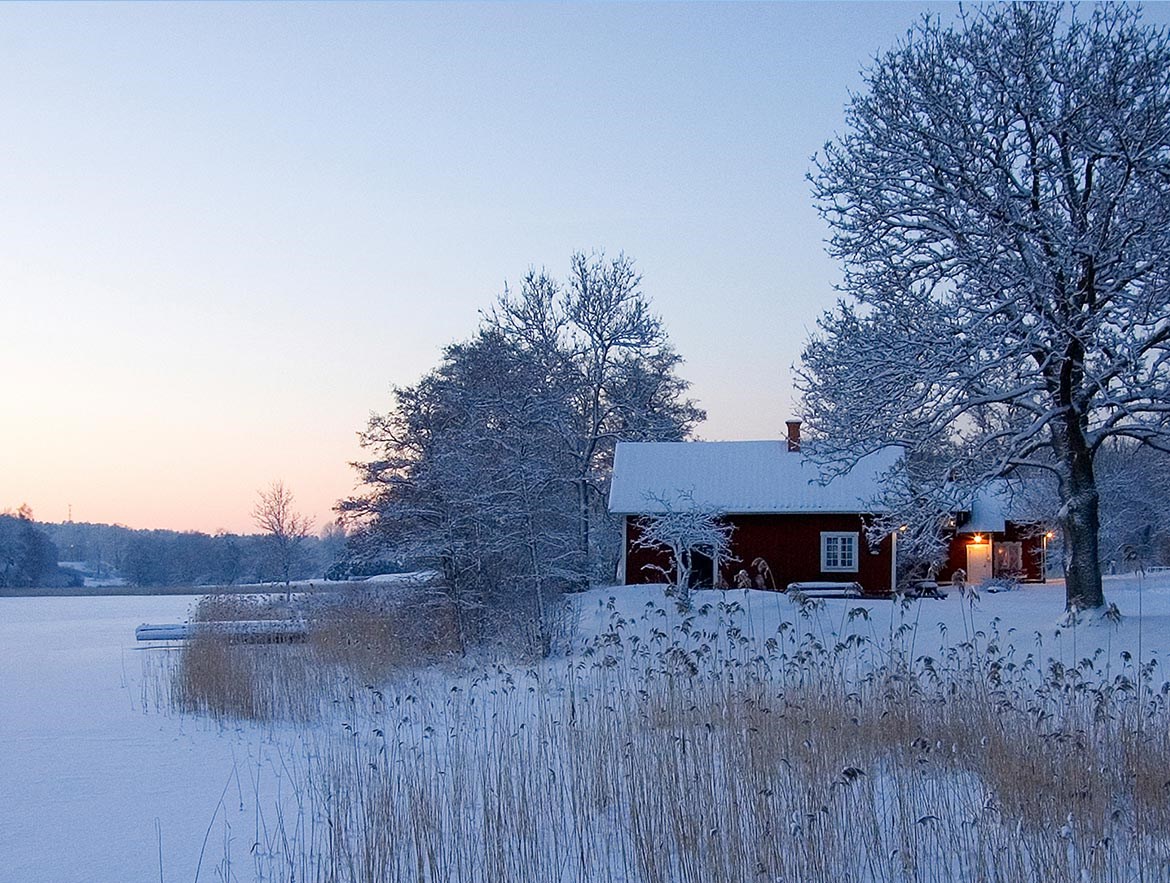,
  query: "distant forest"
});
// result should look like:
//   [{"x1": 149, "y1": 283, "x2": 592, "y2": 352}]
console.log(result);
[
  {"x1": 0, "y1": 511, "x2": 77, "y2": 588},
  {"x1": 0, "y1": 515, "x2": 399, "y2": 589}
]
